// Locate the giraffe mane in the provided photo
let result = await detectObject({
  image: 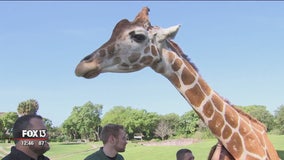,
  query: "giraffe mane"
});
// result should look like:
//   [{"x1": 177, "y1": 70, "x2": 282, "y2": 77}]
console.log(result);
[
  {"x1": 166, "y1": 39, "x2": 267, "y2": 131},
  {"x1": 166, "y1": 39, "x2": 198, "y2": 72},
  {"x1": 215, "y1": 92, "x2": 267, "y2": 131},
  {"x1": 233, "y1": 104, "x2": 267, "y2": 131}
]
